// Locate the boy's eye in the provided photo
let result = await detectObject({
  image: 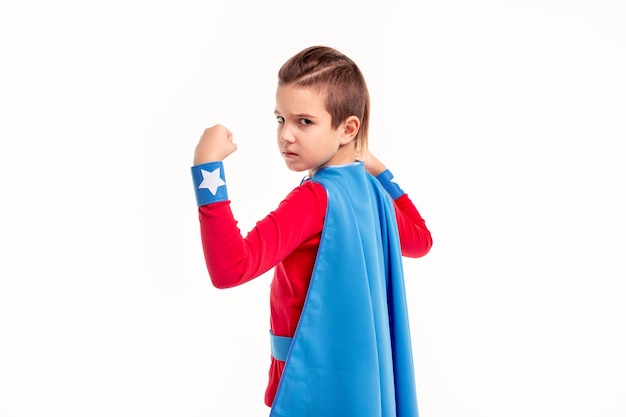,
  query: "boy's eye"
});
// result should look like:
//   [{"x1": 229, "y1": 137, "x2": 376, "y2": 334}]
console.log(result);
[
  {"x1": 299, "y1": 118, "x2": 312, "y2": 126},
  {"x1": 276, "y1": 116, "x2": 285, "y2": 123}
]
